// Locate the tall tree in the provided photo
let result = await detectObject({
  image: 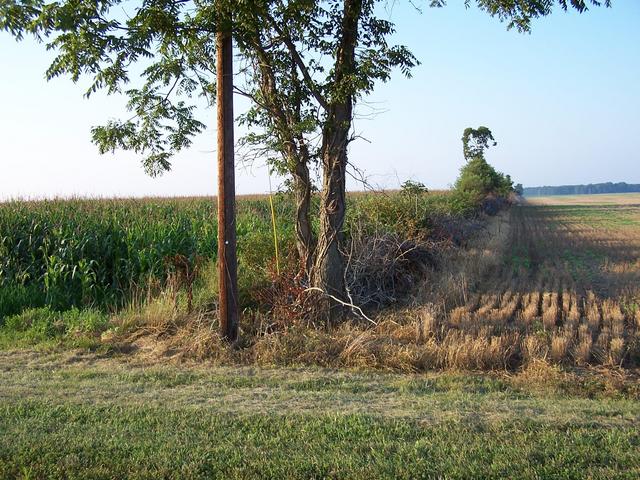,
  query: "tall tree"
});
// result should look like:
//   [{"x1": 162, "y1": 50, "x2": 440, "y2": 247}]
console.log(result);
[
  {"x1": 306, "y1": 0, "x2": 610, "y2": 321},
  {"x1": 236, "y1": 0, "x2": 611, "y2": 321},
  {"x1": 240, "y1": 1, "x2": 418, "y2": 321},
  {"x1": 462, "y1": 126, "x2": 497, "y2": 161},
  {"x1": 233, "y1": 1, "x2": 419, "y2": 306},
  {"x1": 233, "y1": 1, "x2": 322, "y2": 277}
]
